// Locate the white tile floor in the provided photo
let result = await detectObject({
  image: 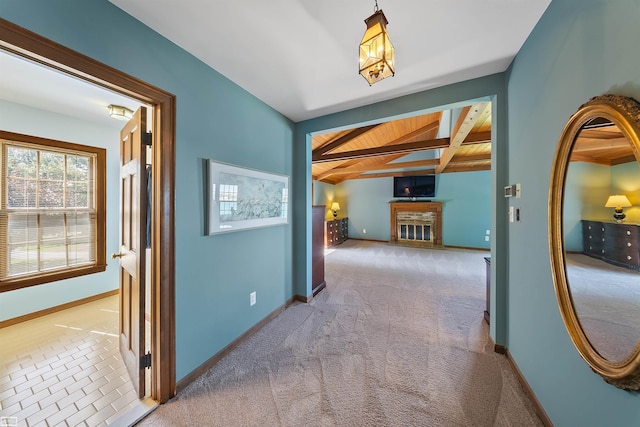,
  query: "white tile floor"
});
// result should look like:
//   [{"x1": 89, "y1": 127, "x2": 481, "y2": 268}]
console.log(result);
[{"x1": 0, "y1": 295, "x2": 140, "y2": 426}]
